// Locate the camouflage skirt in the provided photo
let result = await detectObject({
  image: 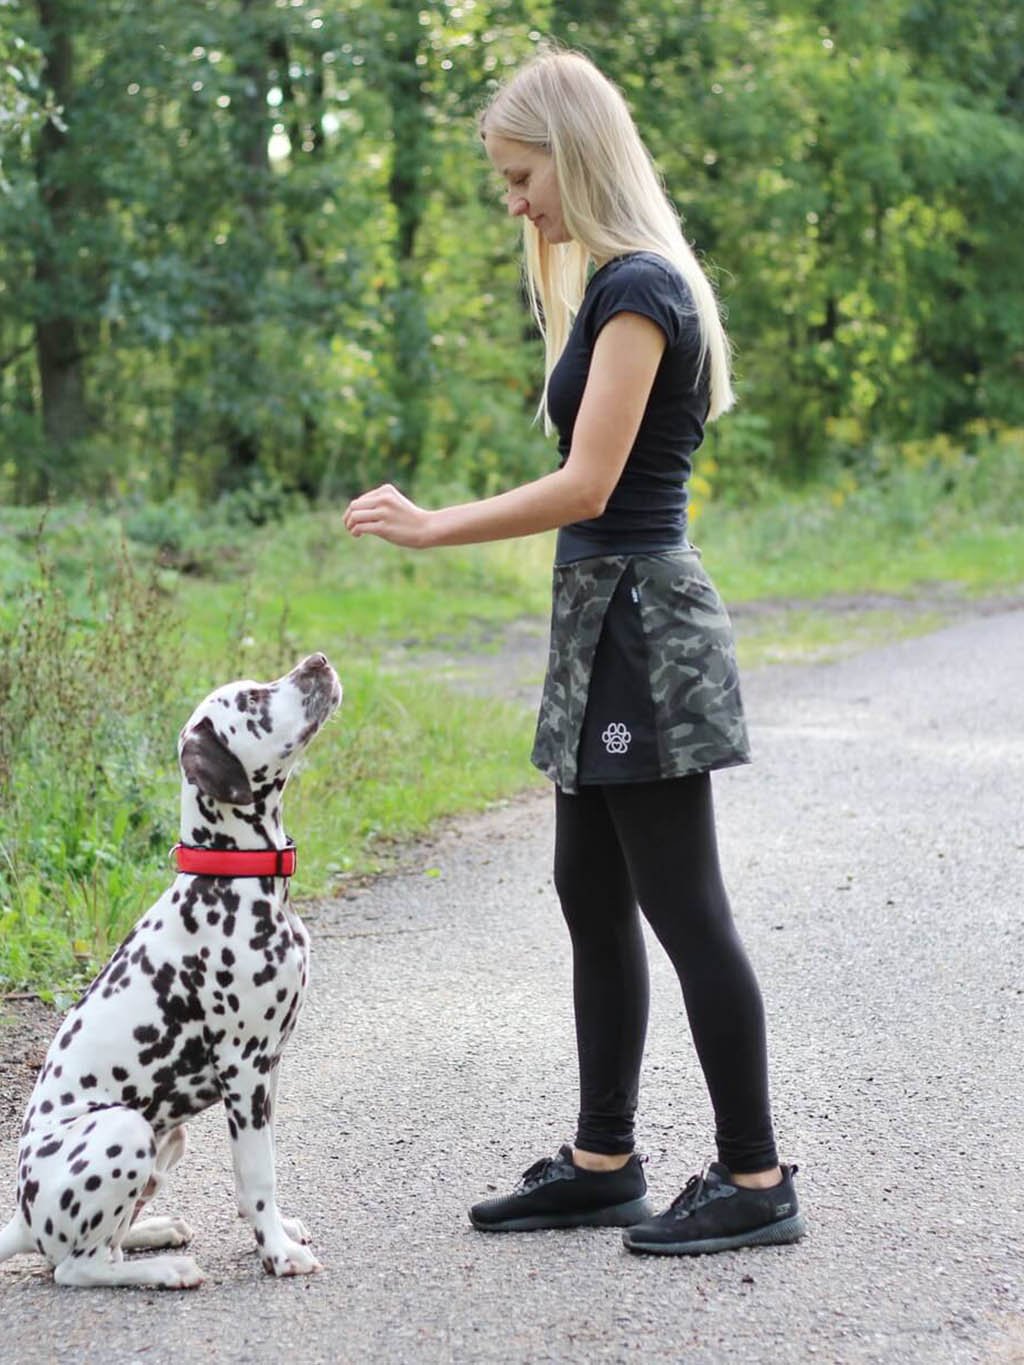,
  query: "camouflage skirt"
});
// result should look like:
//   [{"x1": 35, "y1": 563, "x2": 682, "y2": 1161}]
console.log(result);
[{"x1": 531, "y1": 548, "x2": 751, "y2": 793}]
